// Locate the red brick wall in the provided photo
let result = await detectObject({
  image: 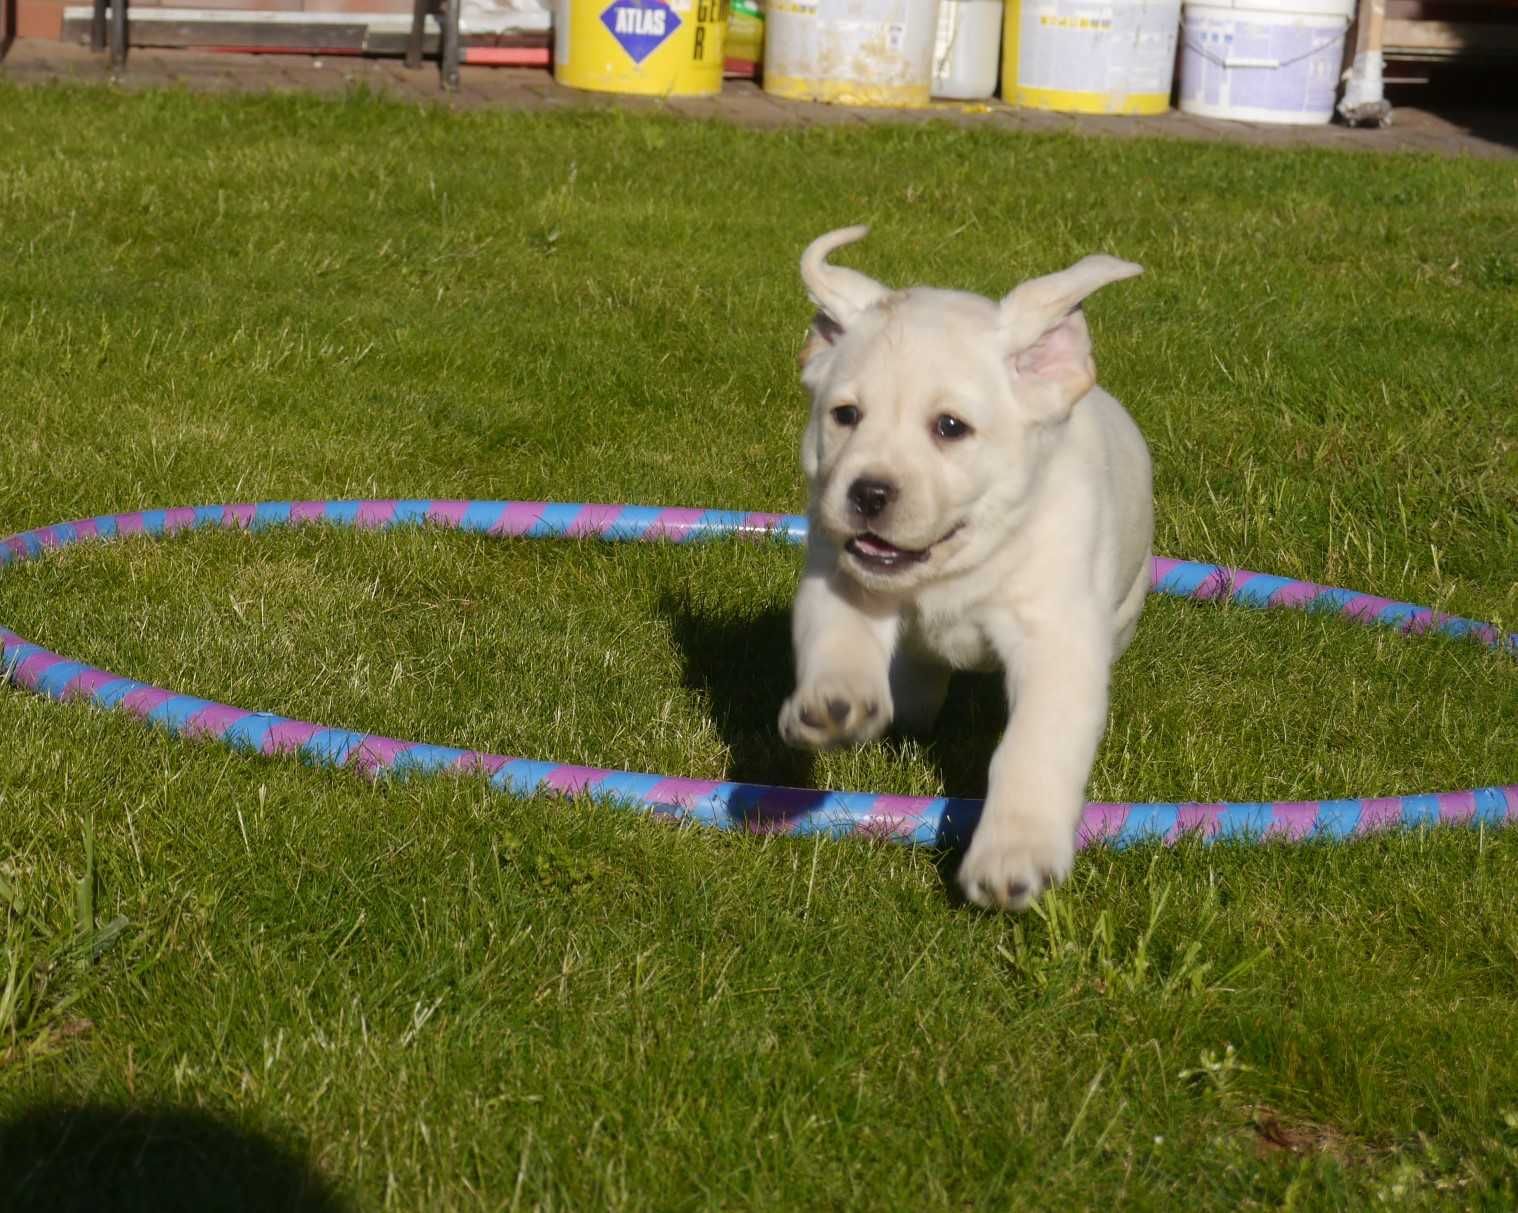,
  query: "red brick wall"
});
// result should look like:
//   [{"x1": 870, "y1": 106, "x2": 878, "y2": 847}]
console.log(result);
[{"x1": 17, "y1": 0, "x2": 66, "y2": 37}]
